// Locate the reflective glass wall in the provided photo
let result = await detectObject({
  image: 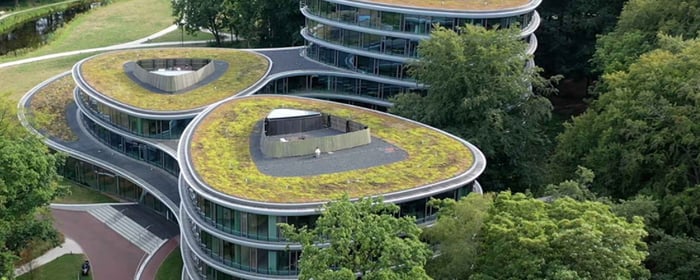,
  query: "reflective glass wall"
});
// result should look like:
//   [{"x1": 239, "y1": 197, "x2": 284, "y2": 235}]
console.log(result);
[
  {"x1": 196, "y1": 231, "x2": 301, "y2": 276},
  {"x1": 304, "y1": 0, "x2": 533, "y2": 35},
  {"x1": 78, "y1": 90, "x2": 192, "y2": 139},
  {"x1": 83, "y1": 116, "x2": 180, "y2": 176},
  {"x1": 259, "y1": 73, "x2": 418, "y2": 102},
  {"x1": 60, "y1": 156, "x2": 175, "y2": 221},
  {"x1": 306, "y1": 43, "x2": 409, "y2": 80}
]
